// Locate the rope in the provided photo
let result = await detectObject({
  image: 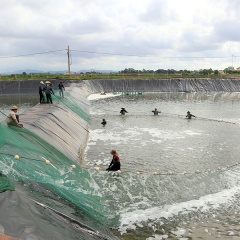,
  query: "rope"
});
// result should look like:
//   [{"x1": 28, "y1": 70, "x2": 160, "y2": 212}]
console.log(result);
[
  {"x1": 0, "y1": 152, "x2": 73, "y2": 168},
  {"x1": 3, "y1": 150, "x2": 239, "y2": 177},
  {"x1": 89, "y1": 161, "x2": 240, "y2": 176},
  {"x1": 87, "y1": 108, "x2": 238, "y2": 125}
]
